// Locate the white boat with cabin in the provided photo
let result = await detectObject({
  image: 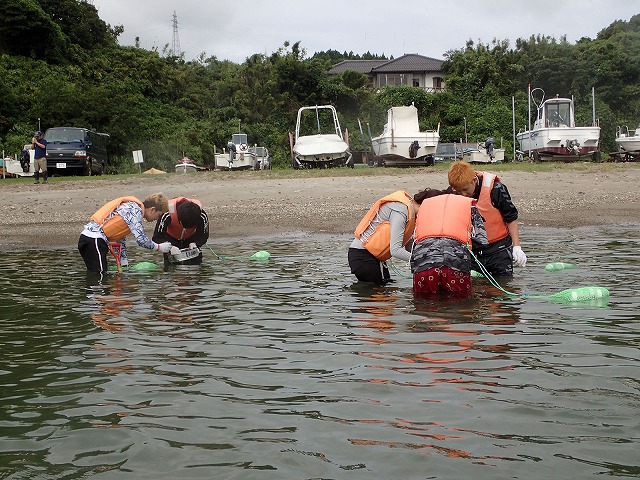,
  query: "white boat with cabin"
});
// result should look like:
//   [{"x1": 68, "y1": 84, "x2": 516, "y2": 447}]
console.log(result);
[
  {"x1": 215, "y1": 133, "x2": 270, "y2": 170},
  {"x1": 291, "y1": 105, "x2": 352, "y2": 169},
  {"x1": 370, "y1": 104, "x2": 440, "y2": 167},
  {"x1": 516, "y1": 87, "x2": 600, "y2": 161}
]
